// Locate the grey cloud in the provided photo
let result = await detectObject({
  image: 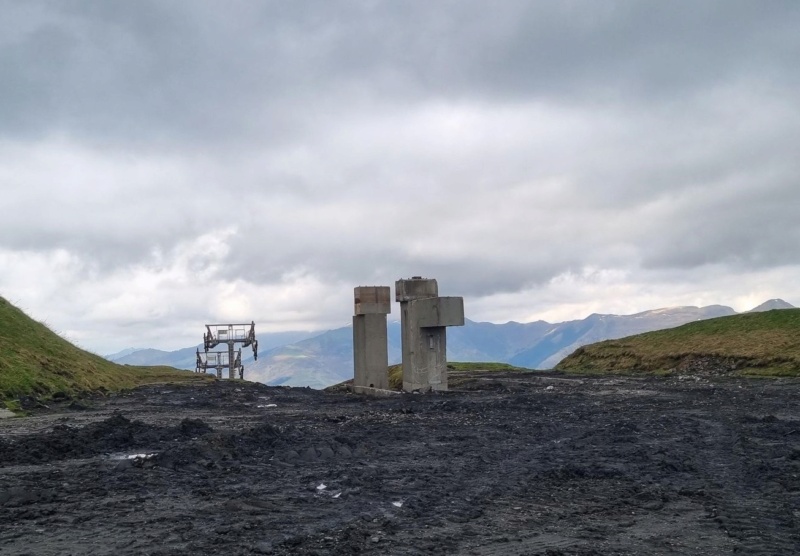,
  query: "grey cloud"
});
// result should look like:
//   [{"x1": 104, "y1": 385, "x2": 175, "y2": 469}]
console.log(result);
[
  {"x1": 3, "y1": 1, "x2": 798, "y2": 146},
  {"x1": 640, "y1": 177, "x2": 800, "y2": 271},
  {"x1": 0, "y1": 23, "x2": 75, "y2": 137}
]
